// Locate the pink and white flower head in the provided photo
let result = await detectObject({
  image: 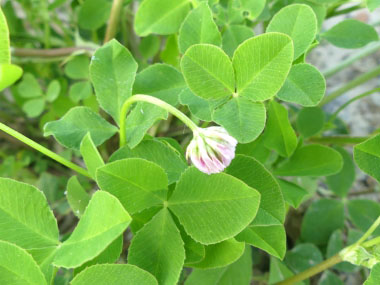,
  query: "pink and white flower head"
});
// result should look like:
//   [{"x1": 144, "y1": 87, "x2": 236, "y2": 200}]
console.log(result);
[{"x1": 186, "y1": 126, "x2": 238, "y2": 175}]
